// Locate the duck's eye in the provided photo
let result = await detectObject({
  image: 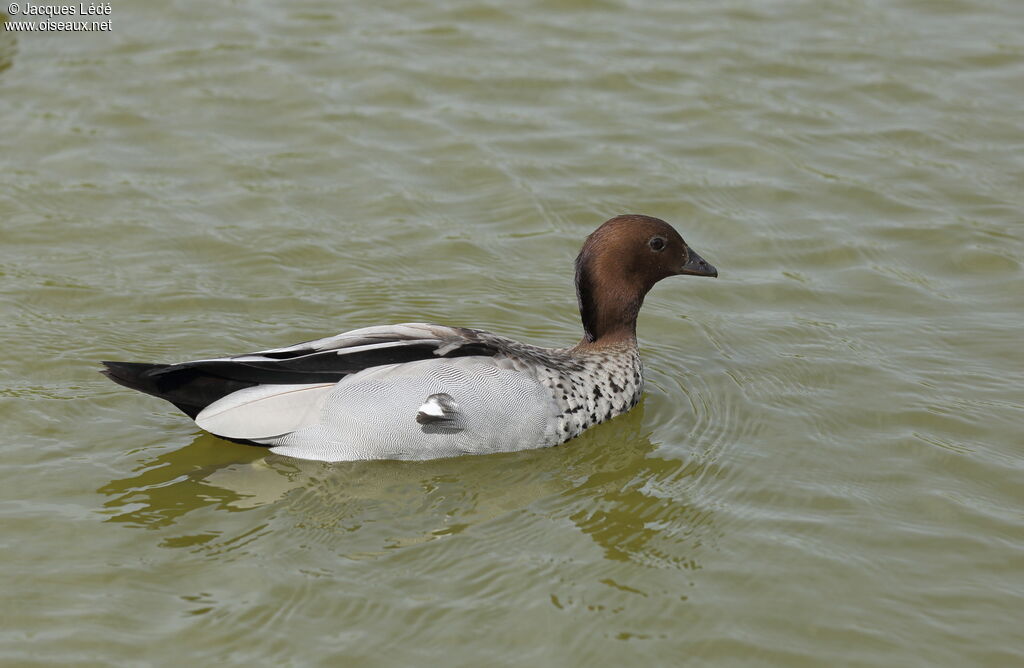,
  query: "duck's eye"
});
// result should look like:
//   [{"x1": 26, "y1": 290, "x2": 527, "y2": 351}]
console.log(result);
[{"x1": 649, "y1": 237, "x2": 666, "y2": 252}]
